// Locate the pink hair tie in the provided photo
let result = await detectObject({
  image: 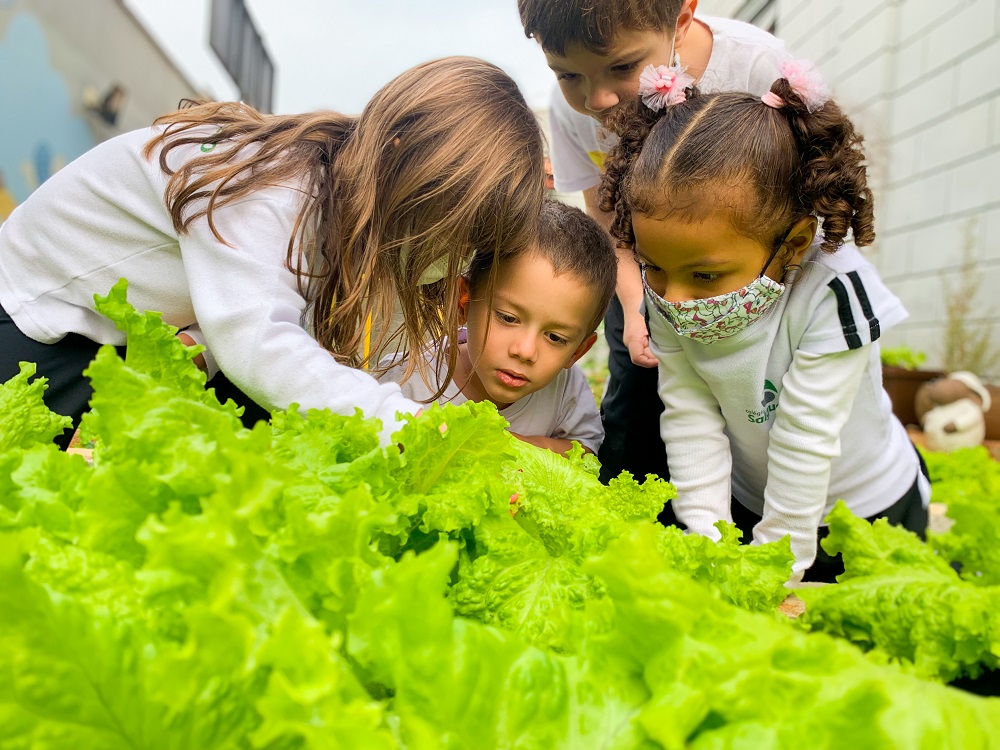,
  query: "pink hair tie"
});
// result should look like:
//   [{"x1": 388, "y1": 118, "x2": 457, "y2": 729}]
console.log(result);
[{"x1": 761, "y1": 91, "x2": 785, "y2": 109}]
